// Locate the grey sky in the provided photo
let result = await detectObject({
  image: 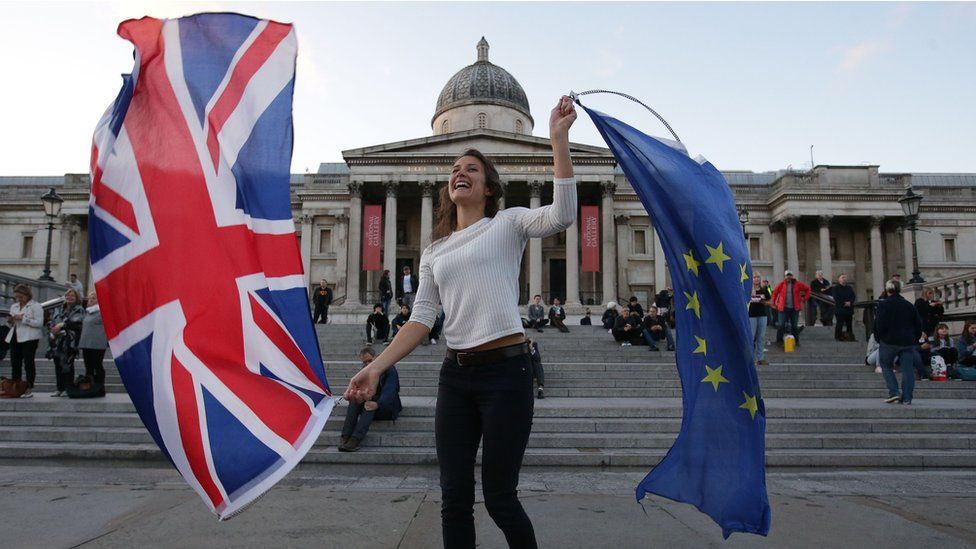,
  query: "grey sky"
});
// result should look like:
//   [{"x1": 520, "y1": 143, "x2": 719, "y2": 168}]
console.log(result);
[{"x1": 2, "y1": 1, "x2": 974, "y2": 175}]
